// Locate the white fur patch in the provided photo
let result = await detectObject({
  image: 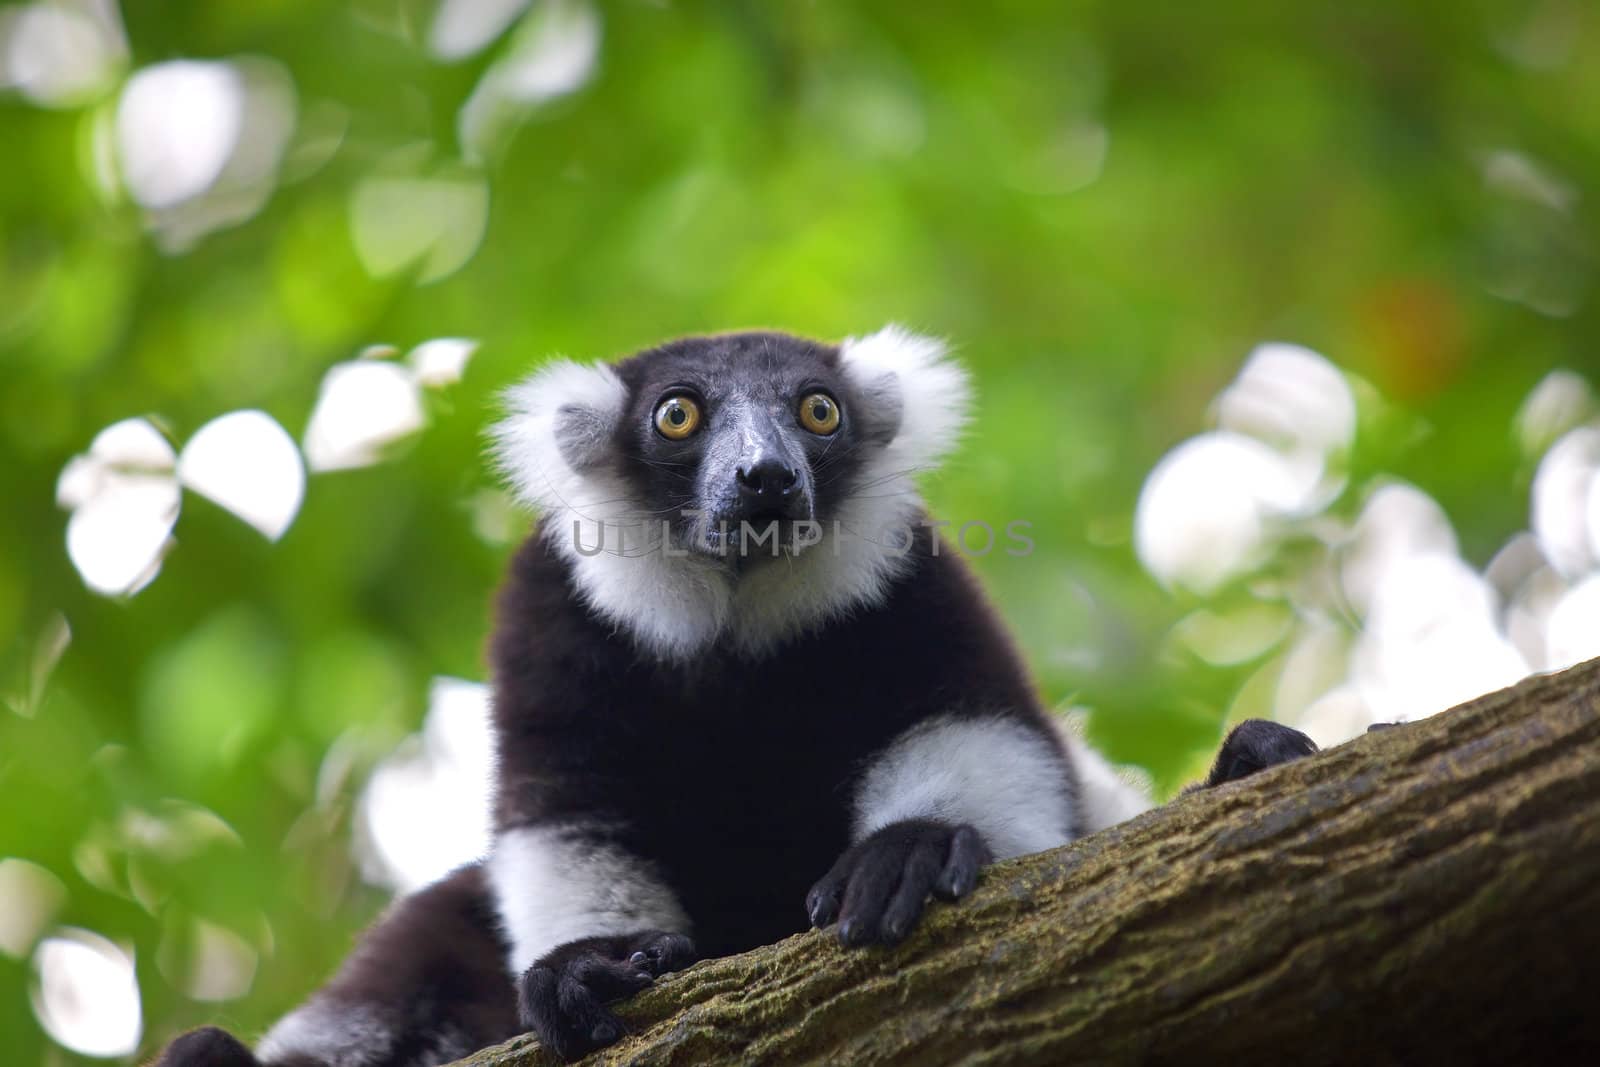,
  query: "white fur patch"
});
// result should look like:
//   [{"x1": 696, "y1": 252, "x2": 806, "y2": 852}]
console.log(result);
[
  {"x1": 257, "y1": 1000, "x2": 395, "y2": 1066},
  {"x1": 1055, "y1": 722, "x2": 1154, "y2": 834},
  {"x1": 489, "y1": 327, "x2": 973, "y2": 661},
  {"x1": 492, "y1": 360, "x2": 733, "y2": 658},
  {"x1": 837, "y1": 325, "x2": 970, "y2": 480},
  {"x1": 852, "y1": 715, "x2": 1076, "y2": 860},
  {"x1": 486, "y1": 824, "x2": 691, "y2": 975},
  {"x1": 491, "y1": 359, "x2": 628, "y2": 521},
  {"x1": 558, "y1": 514, "x2": 733, "y2": 660}
]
